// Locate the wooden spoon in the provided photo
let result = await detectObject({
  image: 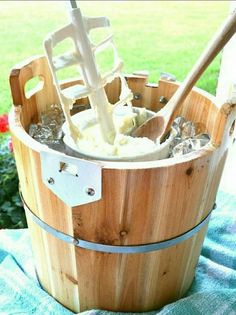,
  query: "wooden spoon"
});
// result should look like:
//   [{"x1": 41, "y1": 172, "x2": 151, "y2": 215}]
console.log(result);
[{"x1": 133, "y1": 9, "x2": 236, "y2": 142}]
